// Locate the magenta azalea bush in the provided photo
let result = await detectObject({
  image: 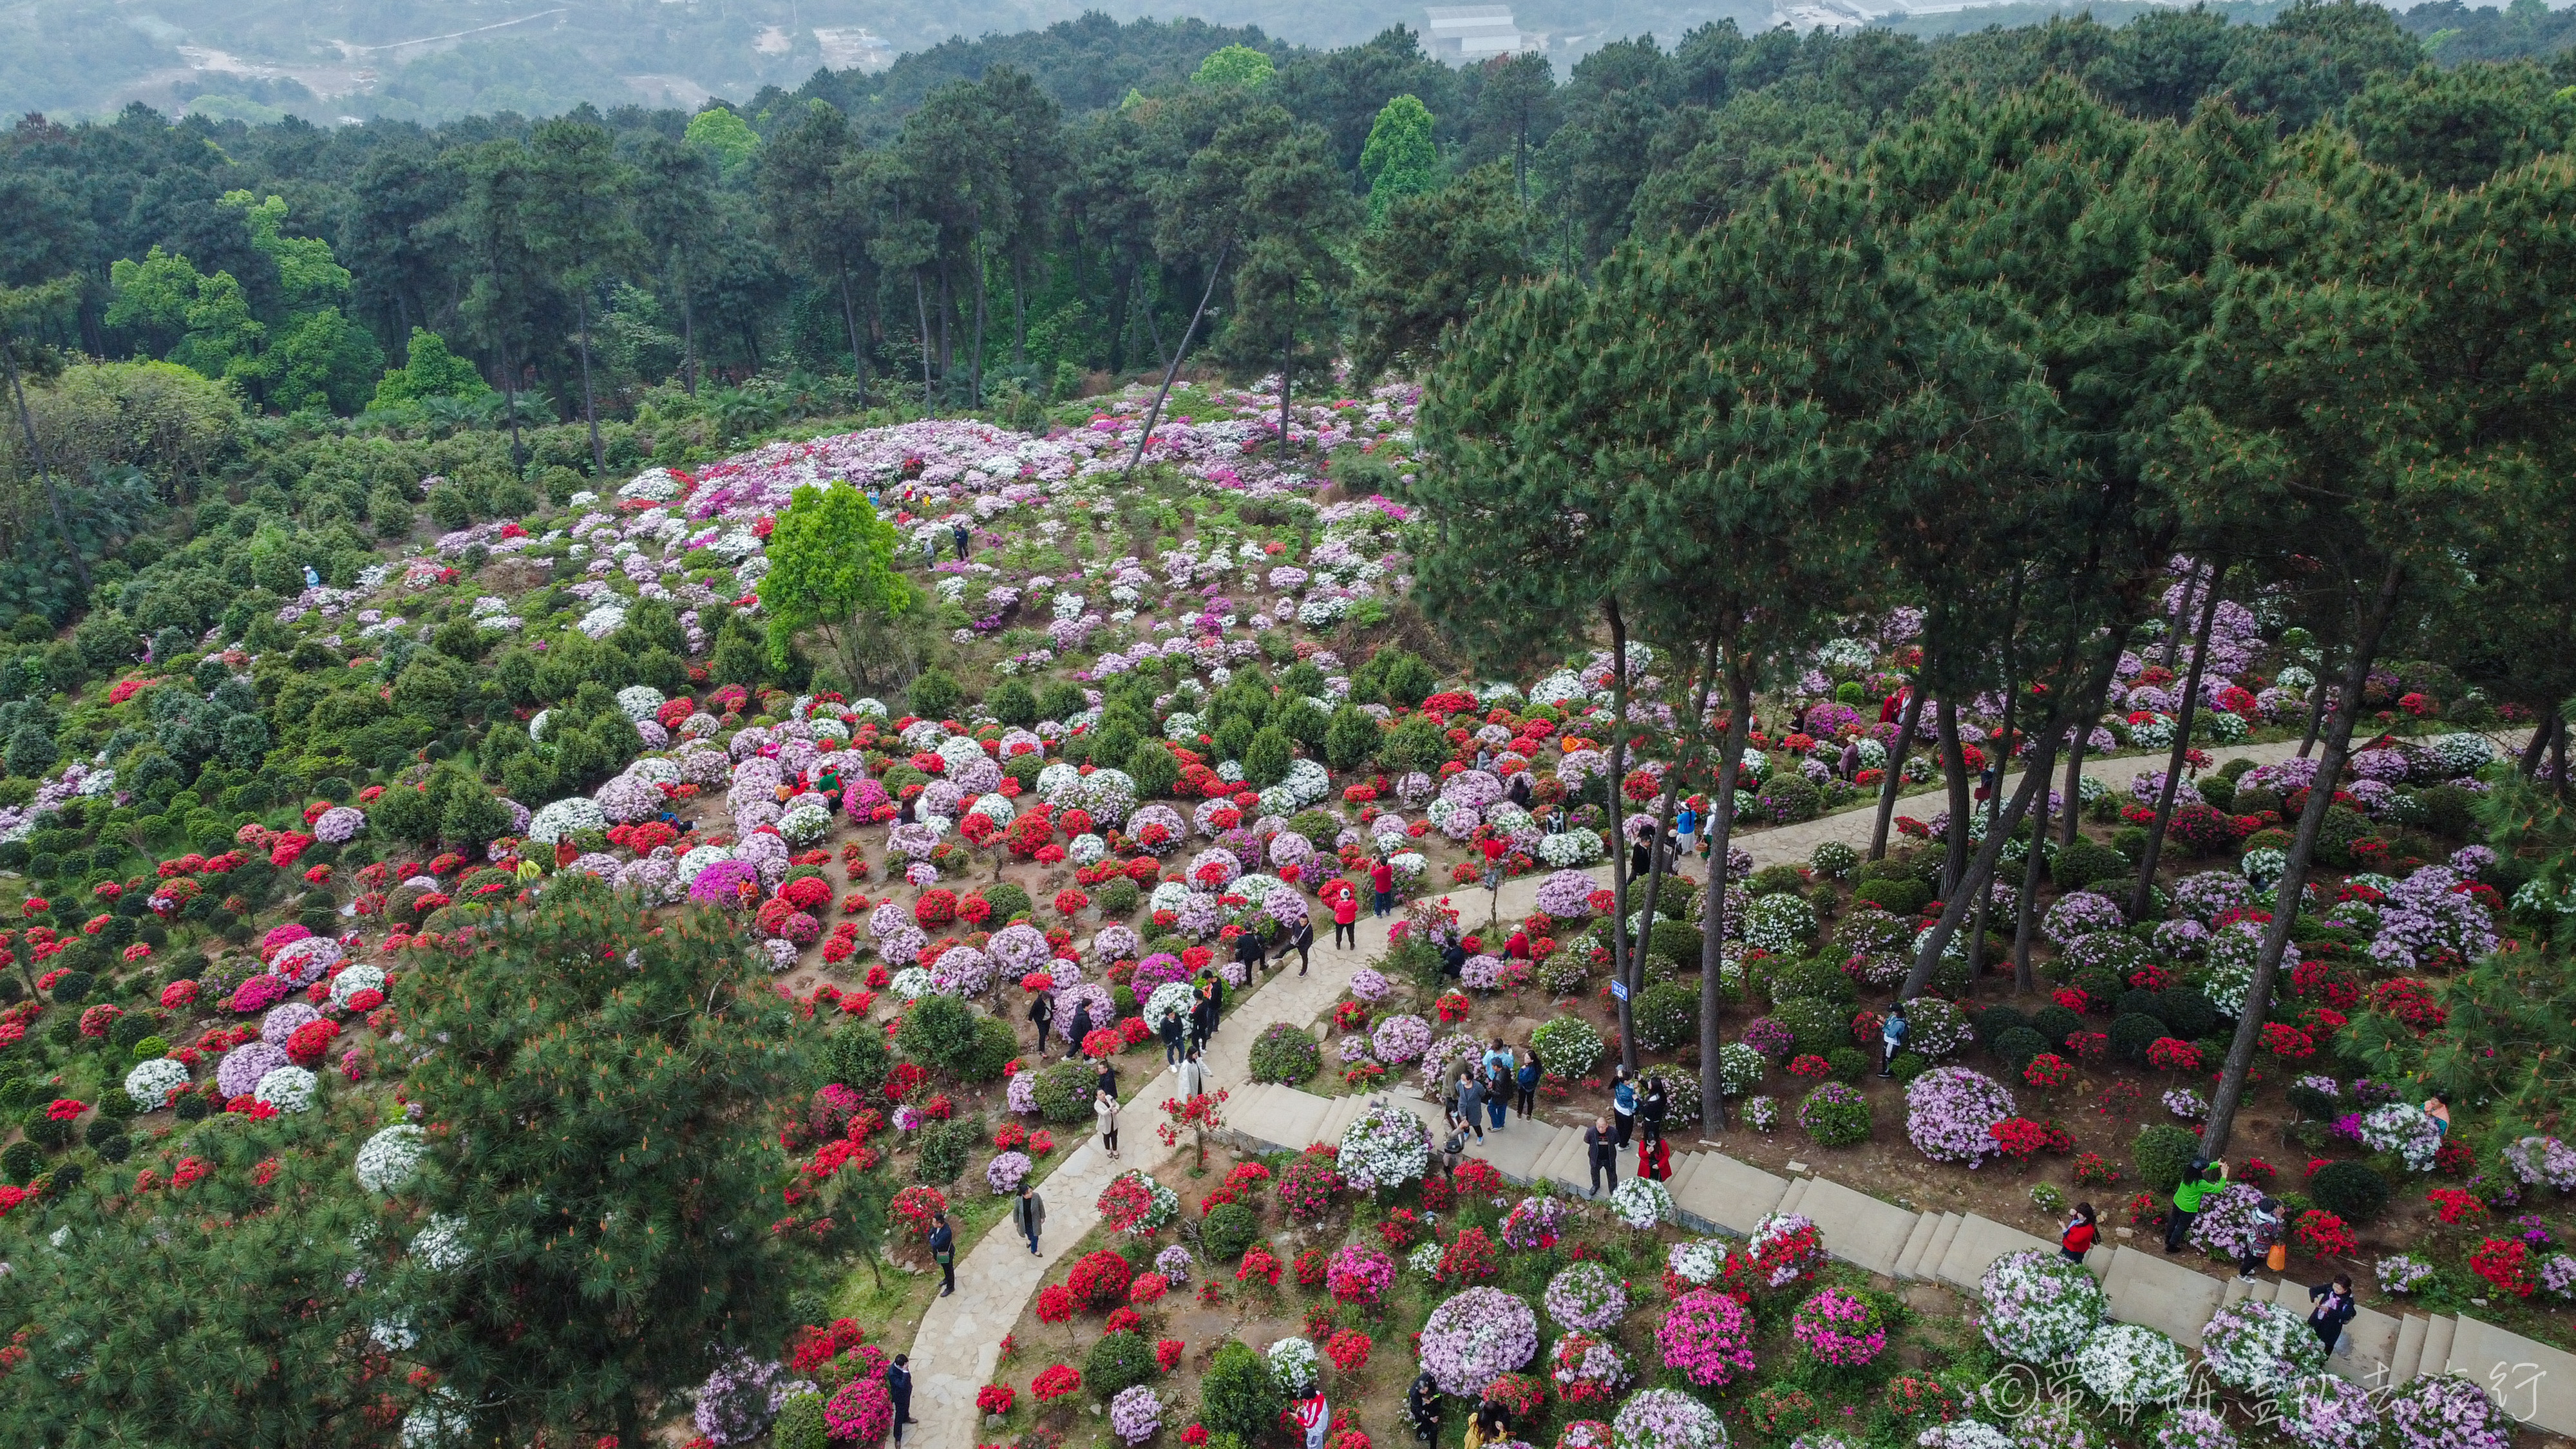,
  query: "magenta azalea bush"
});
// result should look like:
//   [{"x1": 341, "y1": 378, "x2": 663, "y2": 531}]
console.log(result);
[
  {"x1": 1655, "y1": 1289, "x2": 1756, "y2": 1388},
  {"x1": 1790, "y1": 1287, "x2": 1887, "y2": 1368},
  {"x1": 1905, "y1": 1066, "x2": 2015, "y2": 1166}
]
